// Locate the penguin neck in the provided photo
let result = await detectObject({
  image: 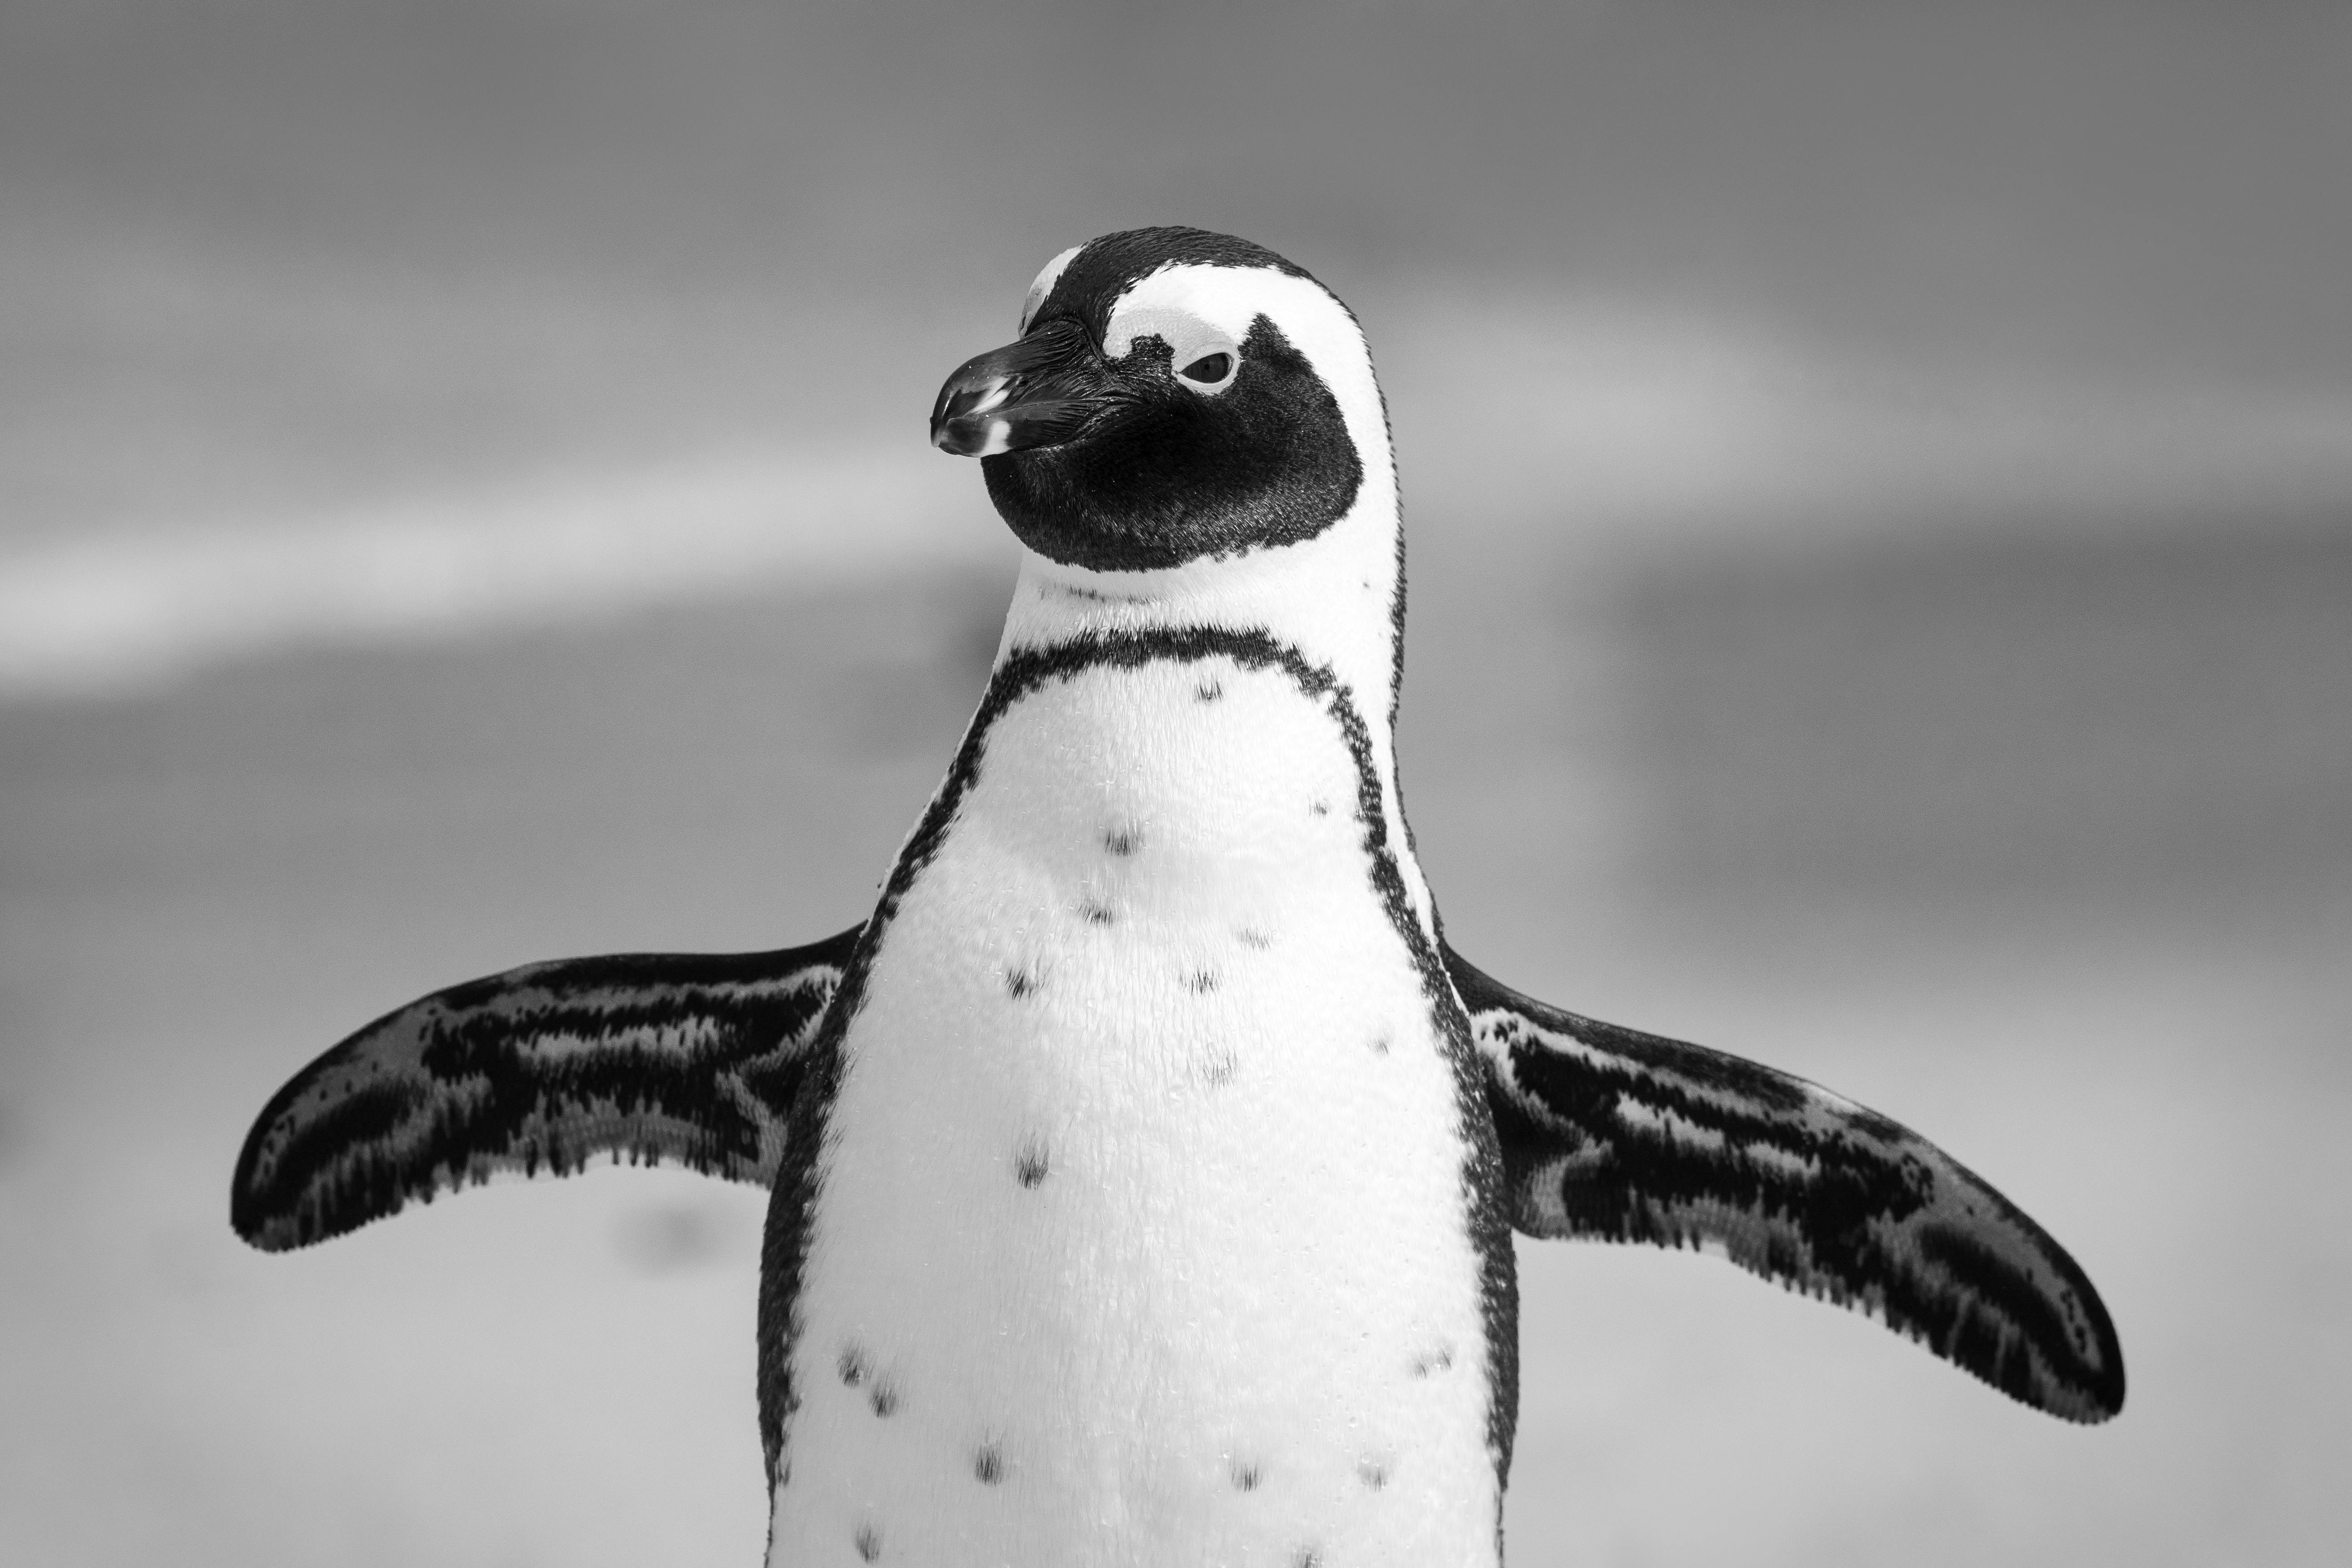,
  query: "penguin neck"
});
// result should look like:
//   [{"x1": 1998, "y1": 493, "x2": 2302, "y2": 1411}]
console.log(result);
[{"x1": 989, "y1": 473, "x2": 1435, "y2": 942}]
